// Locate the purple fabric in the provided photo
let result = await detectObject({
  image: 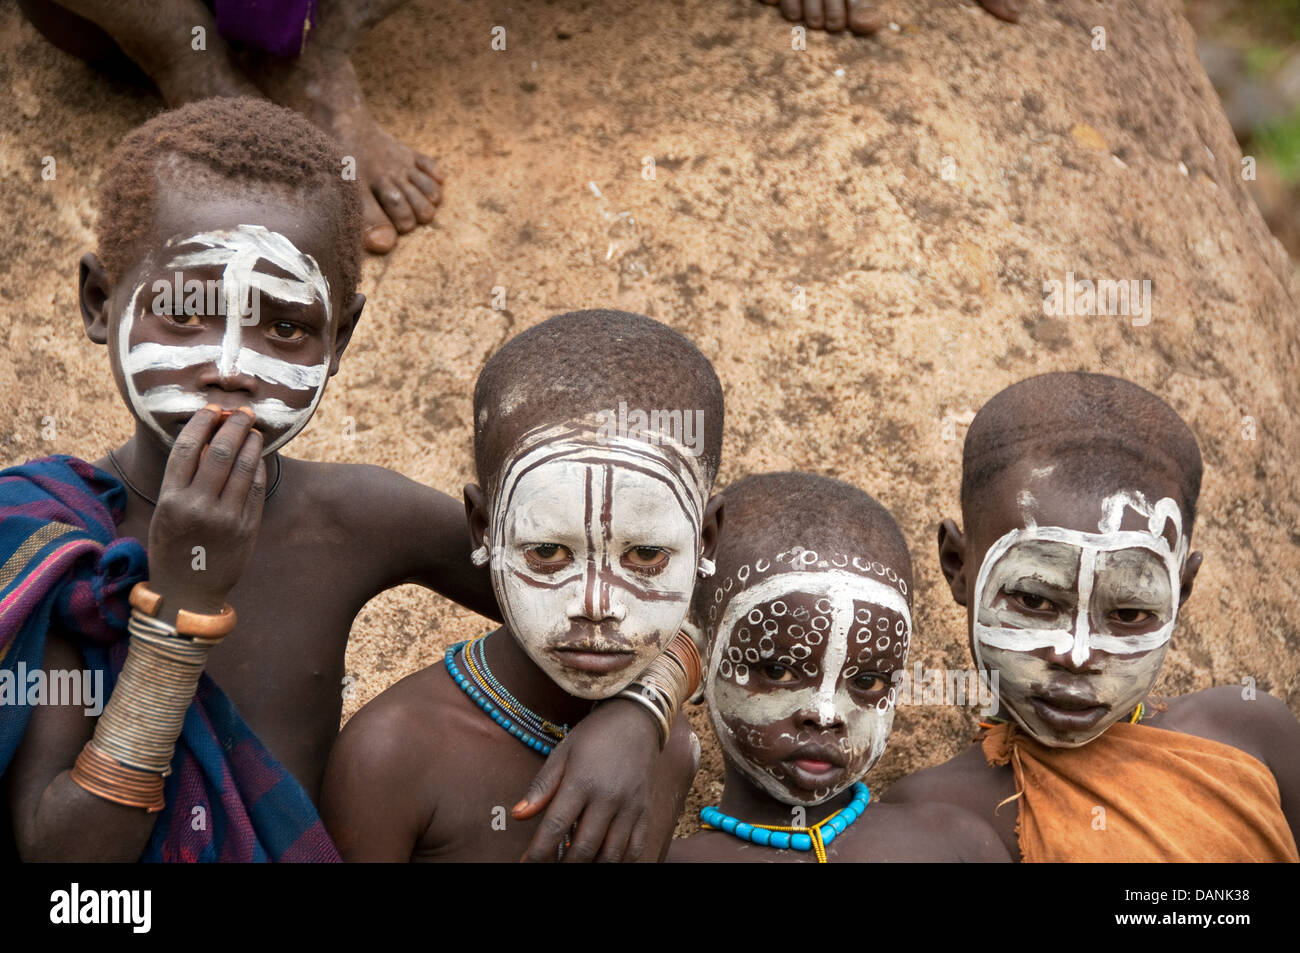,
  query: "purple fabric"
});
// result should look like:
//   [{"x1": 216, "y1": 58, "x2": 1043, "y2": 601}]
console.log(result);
[{"x1": 214, "y1": 0, "x2": 318, "y2": 59}]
